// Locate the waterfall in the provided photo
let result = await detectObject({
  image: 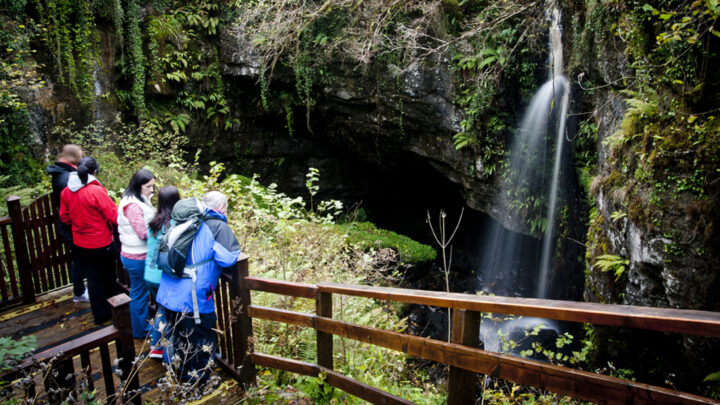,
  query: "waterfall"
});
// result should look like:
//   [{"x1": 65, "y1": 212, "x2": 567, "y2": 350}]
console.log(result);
[
  {"x1": 479, "y1": 7, "x2": 569, "y2": 299},
  {"x1": 536, "y1": 8, "x2": 570, "y2": 298},
  {"x1": 477, "y1": 5, "x2": 570, "y2": 360}
]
